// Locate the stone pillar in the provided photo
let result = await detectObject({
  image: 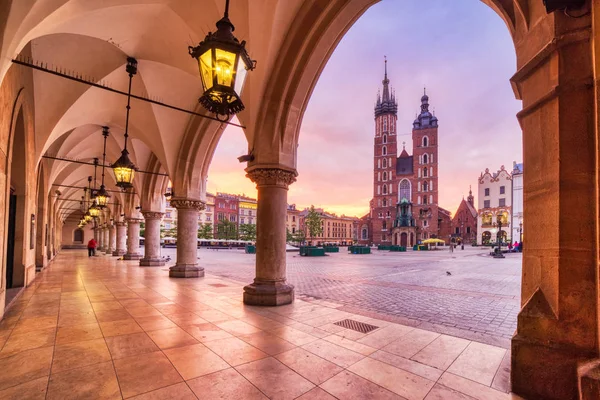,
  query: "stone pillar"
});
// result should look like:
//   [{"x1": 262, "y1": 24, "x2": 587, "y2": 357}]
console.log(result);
[
  {"x1": 140, "y1": 212, "x2": 164, "y2": 267},
  {"x1": 123, "y1": 218, "x2": 143, "y2": 260},
  {"x1": 103, "y1": 227, "x2": 109, "y2": 253},
  {"x1": 169, "y1": 199, "x2": 204, "y2": 278},
  {"x1": 113, "y1": 221, "x2": 127, "y2": 256},
  {"x1": 108, "y1": 224, "x2": 116, "y2": 254},
  {"x1": 510, "y1": 8, "x2": 599, "y2": 400},
  {"x1": 243, "y1": 166, "x2": 297, "y2": 306},
  {"x1": 96, "y1": 227, "x2": 104, "y2": 251}
]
